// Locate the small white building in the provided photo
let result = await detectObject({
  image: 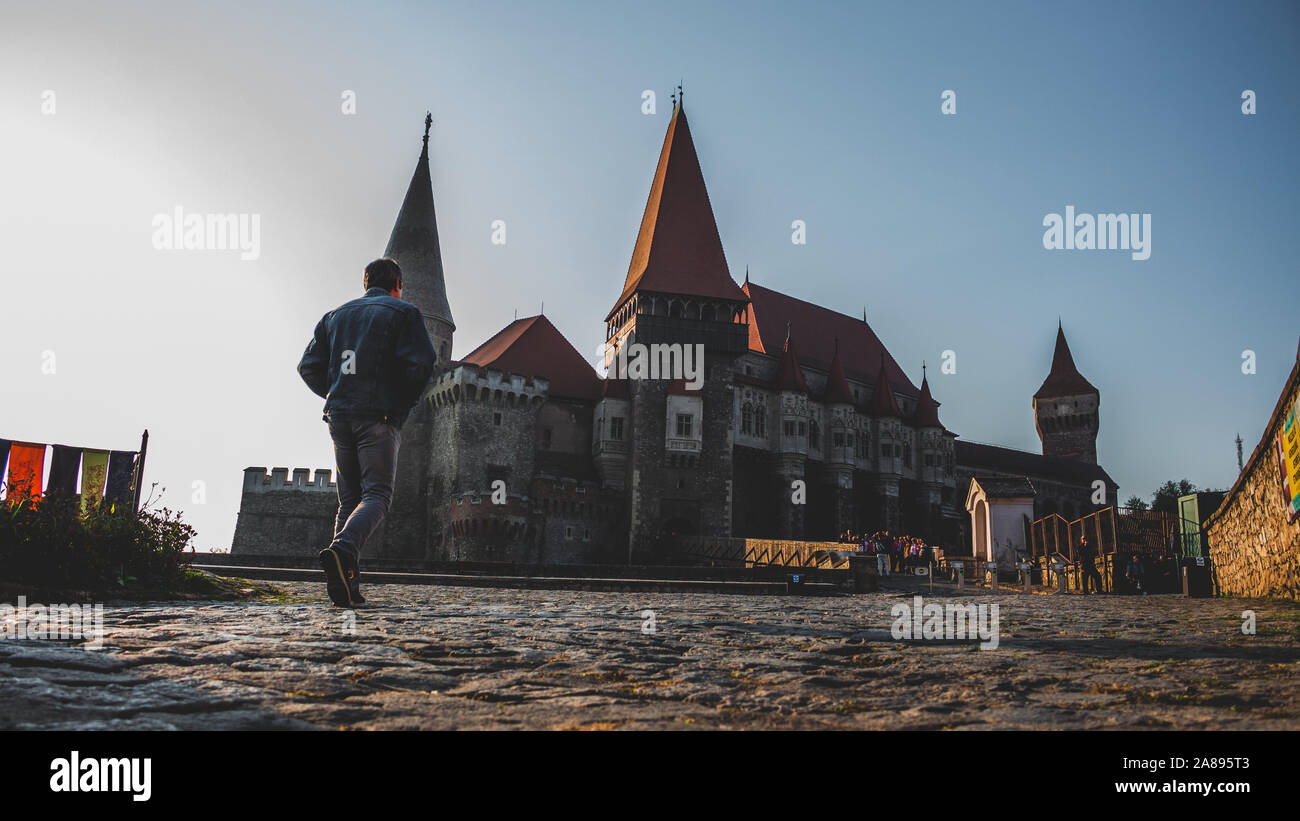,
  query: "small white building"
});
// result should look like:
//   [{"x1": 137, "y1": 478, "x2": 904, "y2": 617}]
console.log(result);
[{"x1": 965, "y1": 477, "x2": 1036, "y2": 571}]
